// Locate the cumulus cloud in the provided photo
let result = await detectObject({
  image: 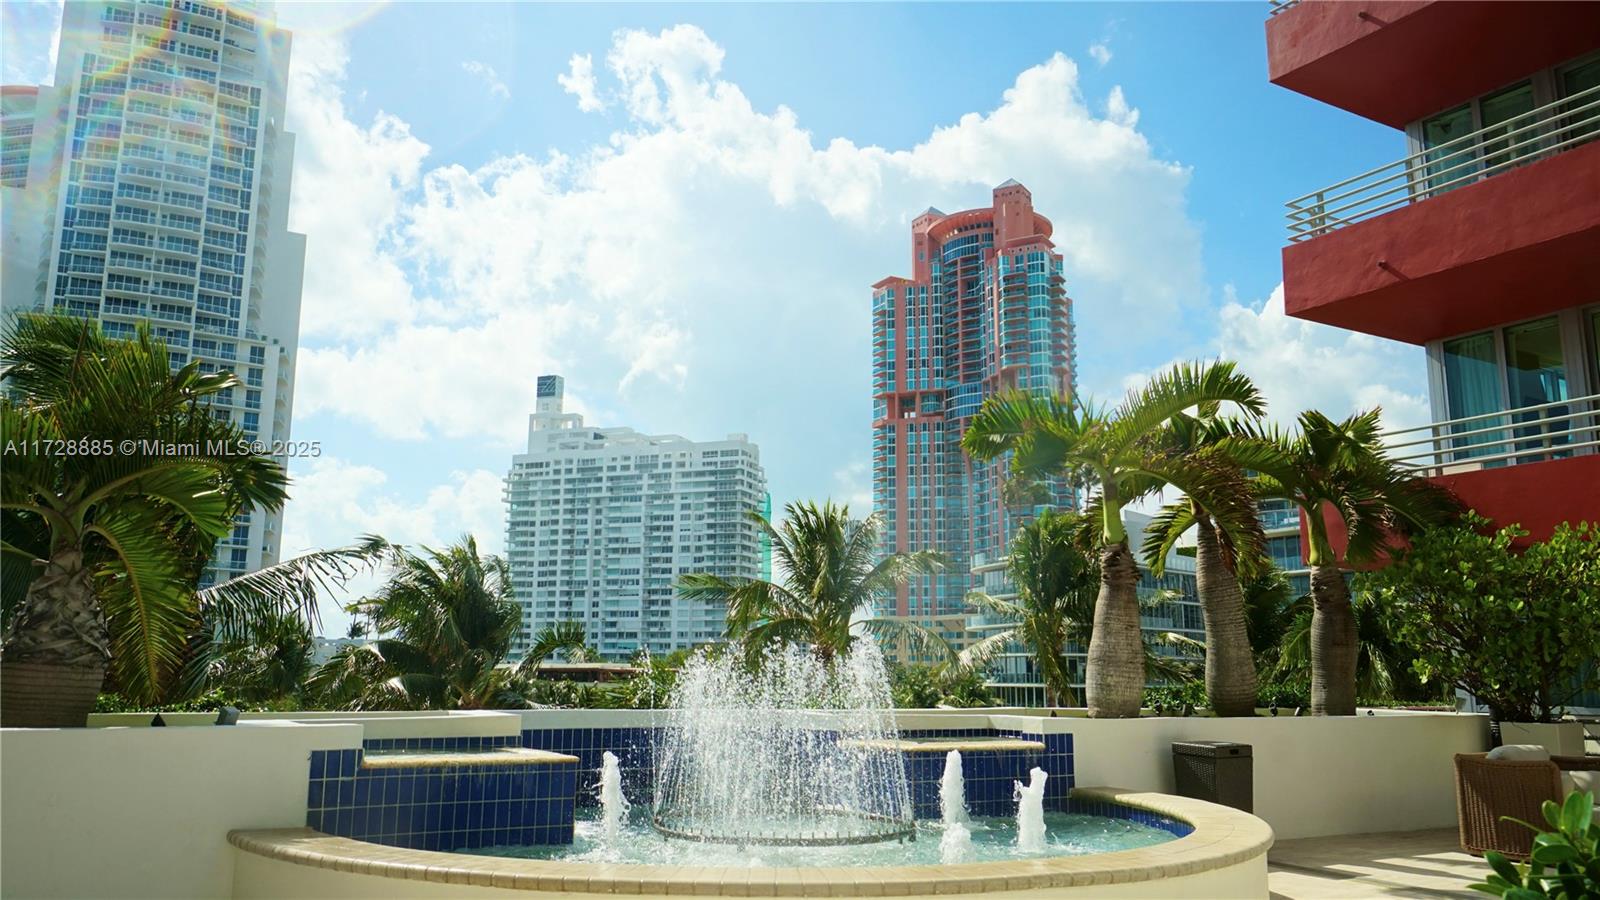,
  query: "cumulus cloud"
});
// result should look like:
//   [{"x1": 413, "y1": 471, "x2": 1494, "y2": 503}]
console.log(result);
[
  {"x1": 1088, "y1": 42, "x2": 1112, "y2": 67},
  {"x1": 461, "y1": 60, "x2": 511, "y2": 99},
  {"x1": 557, "y1": 52, "x2": 604, "y2": 112},
  {"x1": 1217, "y1": 284, "x2": 1429, "y2": 431},
  {"x1": 286, "y1": 25, "x2": 1208, "y2": 457}
]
